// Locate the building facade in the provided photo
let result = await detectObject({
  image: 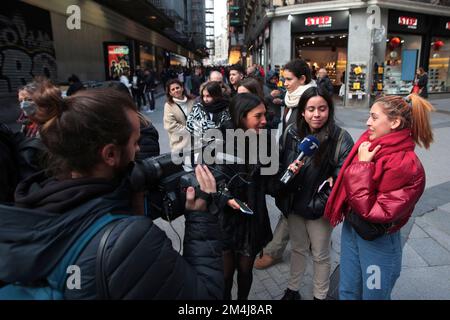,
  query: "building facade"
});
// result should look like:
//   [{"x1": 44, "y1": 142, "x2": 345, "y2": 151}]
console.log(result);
[
  {"x1": 242, "y1": 0, "x2": 450, "y2": 108},
  {"x1": 0, "y1": 0, "x2": 207, "y2": 97}
]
